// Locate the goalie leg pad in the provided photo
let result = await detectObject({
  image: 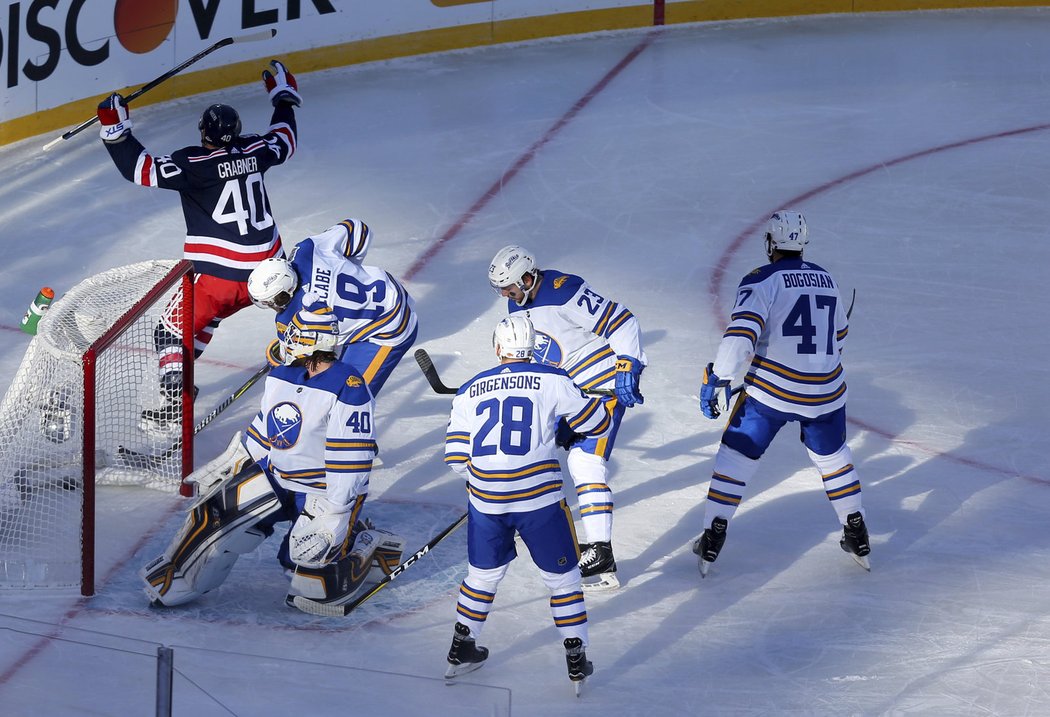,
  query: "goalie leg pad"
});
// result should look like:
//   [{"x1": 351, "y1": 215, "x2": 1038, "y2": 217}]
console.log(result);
[
  {"x1": 287, "y1": 528, "x2": 399, "y2": 607},
  {"x1": 140, "y1": 463, "x2": 281, "y2": 607}
]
